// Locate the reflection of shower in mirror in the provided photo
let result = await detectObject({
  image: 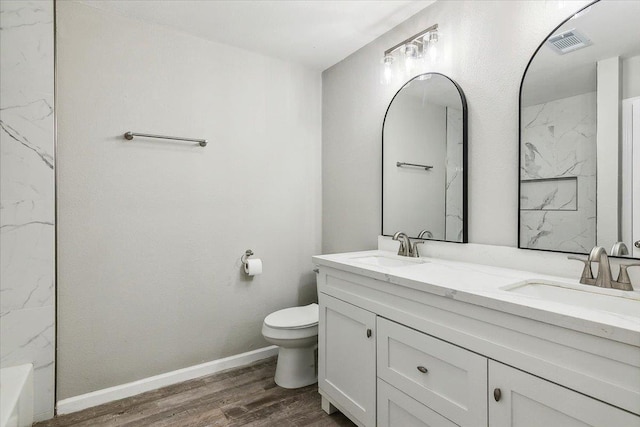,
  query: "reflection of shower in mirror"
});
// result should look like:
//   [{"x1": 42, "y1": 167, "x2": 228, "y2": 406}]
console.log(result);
[{"x1": 519, "y1": 0, "x2": 640, "y2": 259}]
